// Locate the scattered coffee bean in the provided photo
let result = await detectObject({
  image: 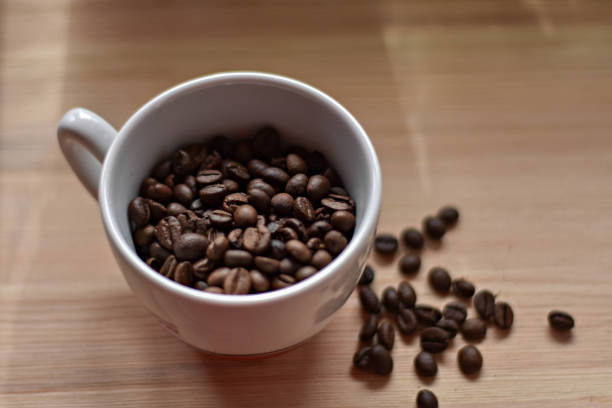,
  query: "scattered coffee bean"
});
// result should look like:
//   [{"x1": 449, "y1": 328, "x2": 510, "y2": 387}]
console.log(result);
[
  {"x1": 401, "y1": 228, "x2": 424, "y2": 250},
  {"x1": 414, "y1": 305, "x2": 442, "y2": 326},
  {"x1": 359, "y1": 314, "x2": 378, "y2": 342},
  {"x1": 414, "y1": 351, "x2": 437, "y2": 377},
  {"x1": 436, "y1": 318, "x2": 459, "y2": 339},
  {"x1": 428, "y1": 266, "x2": 451, "y2": 292},
  {"x1": 377, "y1": 320, "x2": 395, "y2": 350},
  {"x1": 474, "y1": 290, "x2": 496, "y2": 320},
  {"x1": 359, "y1": 265, "x2": 375, "y2": 285},
  {"x1": 423, "y1": 216, "x2": 446, "y2": 240},
  {"x1": 399, "y1": 254, "x2": 421, "y2": 274},
  {"x1": 368, "y1": 344, "x2": 393, "y2": 375},
  {"x1": 494, "y1": 302, "x2": 514, "y2": 330},
  {"x1": 548, "y1": 310, "x2": 574, "y2": 331},
  {"x1": 398, "y1": 281, "x2": 417, "y2": 308},
  {"x1": 353, "y1": 346, "x2": 372, "y2": 369},
  {"x1": 417, "y1": 390, "x2": 438, "y2": 408},
  {"x1": 452, "y1": 278, "x2": 475, "y2": 298},
  {"x1": 374, "y1": 234, "x2": 398, "y2": 254},
  {"x1": 420, "y1": 327, "x2": 449, "y2": 353},
  {"x1": 359, "y1": 286, "x2": 381, "y2": 314},
  {"x1": 462, "y1": 318, "x2": 487, "y2": 341},
  {"x1": 397, "y1": 307, "x2": 418, "y2": 335},
  {"x1": 443, "y1": 301, "x2": 467, "y2": 324},
  {"x1": 438, "y1": 205, "x2": 459, "y2": 225},
  {"x1": 458, "y1": 345, "x2": 483, "y2": 375},
  {"x1": 382, "y1": 287, "x2": 400, "y2": 314}
]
